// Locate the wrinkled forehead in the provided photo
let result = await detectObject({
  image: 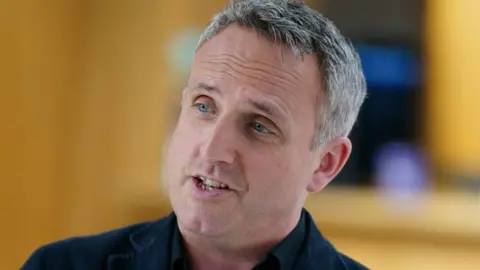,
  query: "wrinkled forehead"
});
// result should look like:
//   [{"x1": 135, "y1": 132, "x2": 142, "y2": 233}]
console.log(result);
[
  {"x1": 192, "y1": 24, "x2": 322, "y2": 99},
  {"x1": 195, "y1": 24, "x2": 314, "y2": 73}
]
